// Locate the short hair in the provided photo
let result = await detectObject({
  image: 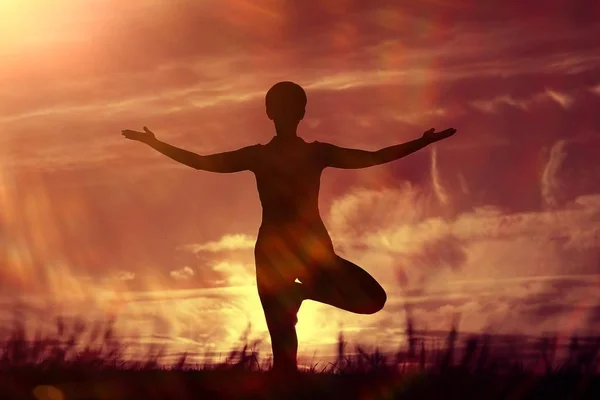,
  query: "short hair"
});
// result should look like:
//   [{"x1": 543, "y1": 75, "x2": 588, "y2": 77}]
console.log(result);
[{"x1": 265, "y1": 81, "x2": 307, "y2": 121}]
